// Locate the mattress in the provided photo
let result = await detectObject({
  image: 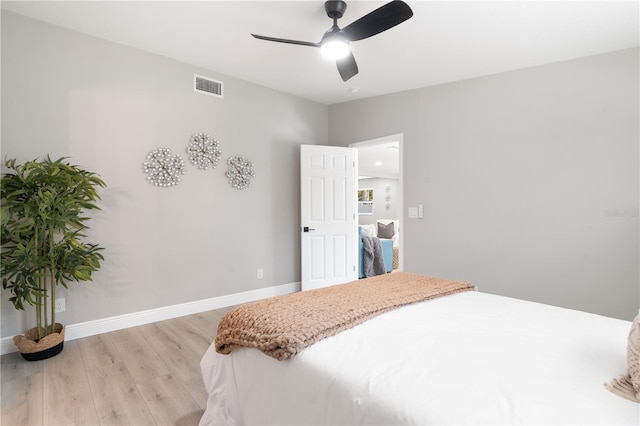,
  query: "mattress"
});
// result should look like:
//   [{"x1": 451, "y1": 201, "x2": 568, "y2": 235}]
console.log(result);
[{"x1": 200, "y1": 291, "x2": 639, "y2": 425}]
